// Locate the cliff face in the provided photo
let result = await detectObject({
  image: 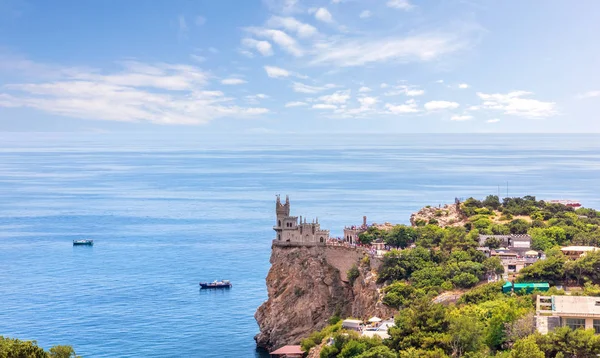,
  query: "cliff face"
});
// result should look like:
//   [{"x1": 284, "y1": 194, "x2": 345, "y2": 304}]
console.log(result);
[{"x1": 254, "y1": 245, "x2": 395, "y2": 350}]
